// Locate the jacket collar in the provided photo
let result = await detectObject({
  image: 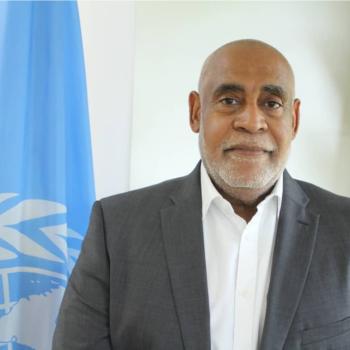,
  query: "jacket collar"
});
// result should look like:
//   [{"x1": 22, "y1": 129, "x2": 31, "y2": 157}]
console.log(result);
[
  {"x1": 161, "y1": 162, "x2": 211, "y2": 350},
  {"x1": 260, "y1": 171, "x2": 319, "y2": 350}
]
